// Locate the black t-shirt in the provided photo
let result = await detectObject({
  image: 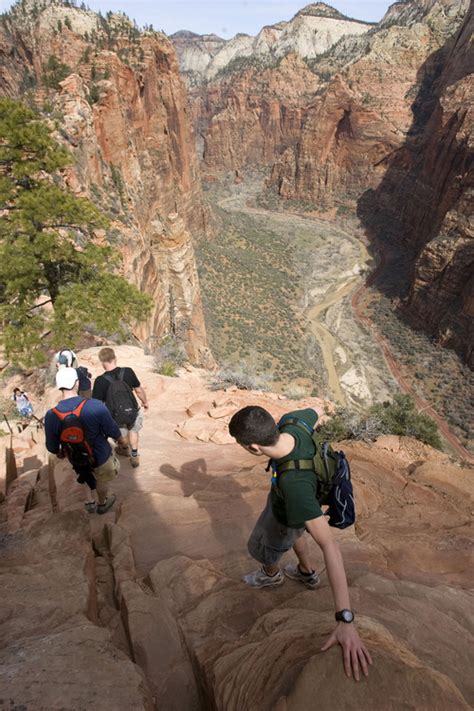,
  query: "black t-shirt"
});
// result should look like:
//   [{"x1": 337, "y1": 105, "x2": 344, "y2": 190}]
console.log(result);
[{"x1": 92, "y1": 367, "x2": 141, "y2": 403}]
